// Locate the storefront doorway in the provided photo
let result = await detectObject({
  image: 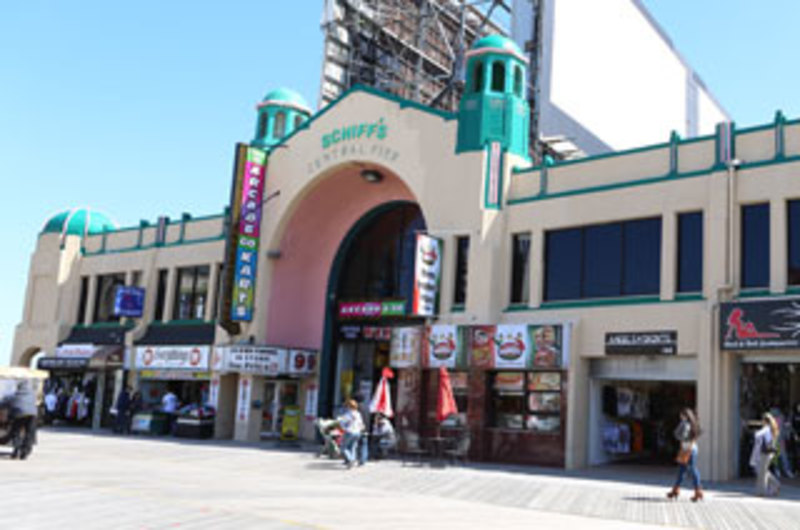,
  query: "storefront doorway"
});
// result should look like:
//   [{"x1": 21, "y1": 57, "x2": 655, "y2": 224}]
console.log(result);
[
  {"x1": 321, "y1": 201, "x2": 425, "y2": 418},
  {"x1": 261, "y1": 379, "x2": 299, "y2": 439},
  {"x1": 738, "y1": 359, "x2": 800, "y2": 479}
]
